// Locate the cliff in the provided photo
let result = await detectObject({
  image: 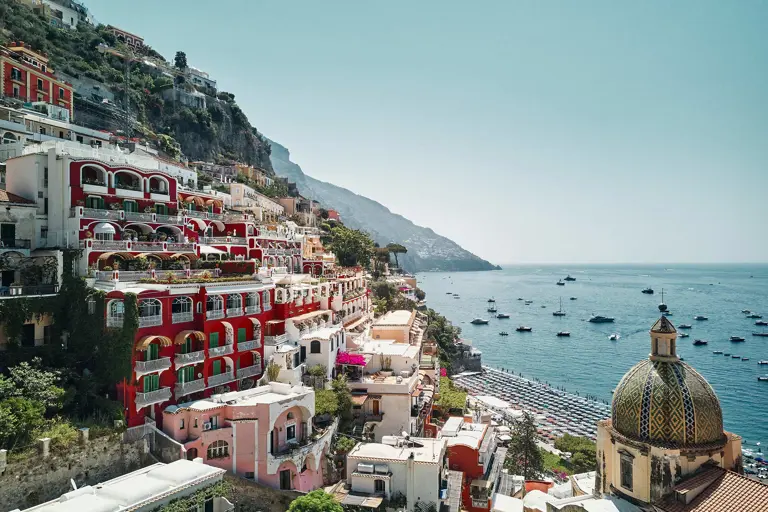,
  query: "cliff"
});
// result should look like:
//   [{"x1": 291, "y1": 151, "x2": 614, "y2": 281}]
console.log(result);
[{"x1": 269, "y1": 141, "x2": 499, "y2": 272}]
